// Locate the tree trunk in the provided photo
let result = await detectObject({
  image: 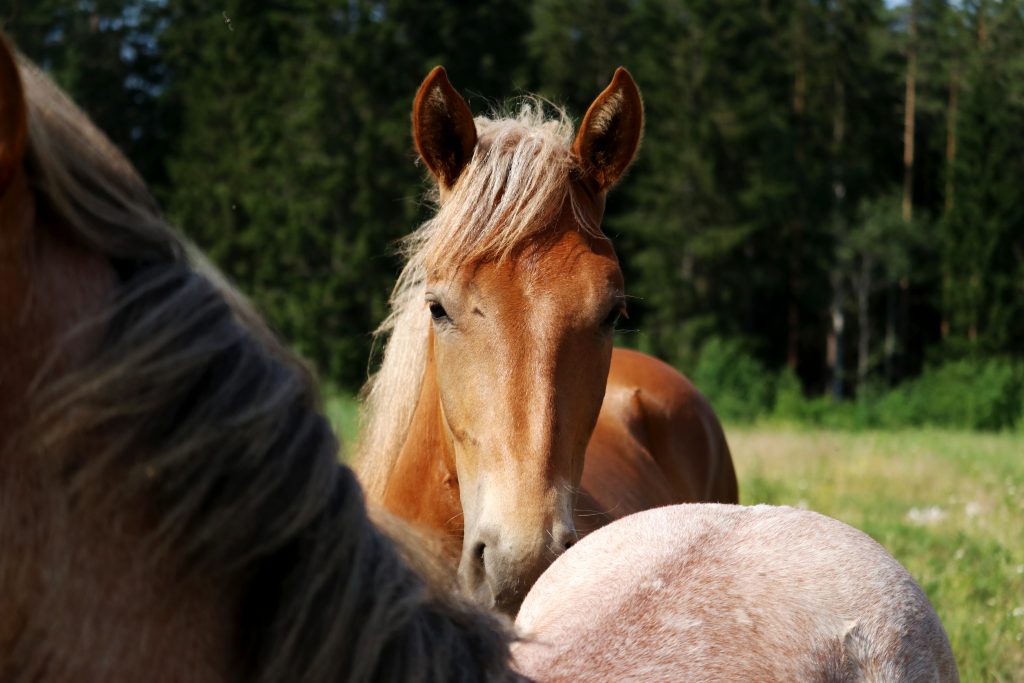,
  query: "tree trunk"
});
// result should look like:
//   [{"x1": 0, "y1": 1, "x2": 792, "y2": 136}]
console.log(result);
[
  {"x1": 856, "y1": 256, "x2": 872, "y2": 389},
  {"x1": 941, "y1": 66, "x2": 959, "y2": 340},
  {"x1": 885, "y1": 286, "x2": 897, "y2": 385},
  {"x1": 945, "y1": 68, "x2": 959, "y2": 214},
  {"x1": 828, "y1": 277, "x2": 845, "y2": 401},
  {"x1": 893, "y1": 0, "x2": 917, "y2": 383},
  {"x1": 977, "y1": 0, "x2": 988, "y2": 47},
  {"x1": 902, "y1": 0, "x2": 918, "y2": 224},
  {"x1": 898, "y1": 275, "x2": 909, "y2": 381},
  {"x1": 829, "y1": 78, "x2": 847, "y2": 400},
  {"x1": 788, "y1": 30, "x2": 808, "y2": 374}
]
